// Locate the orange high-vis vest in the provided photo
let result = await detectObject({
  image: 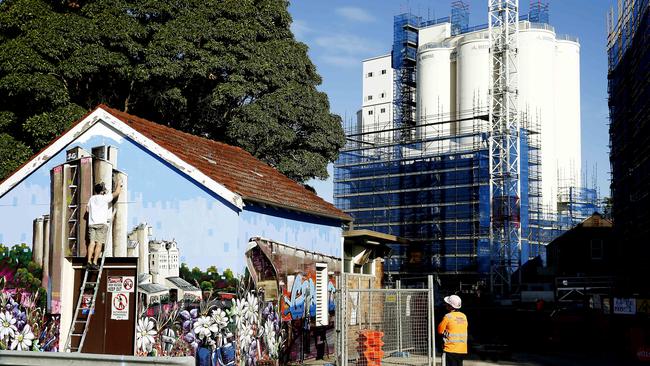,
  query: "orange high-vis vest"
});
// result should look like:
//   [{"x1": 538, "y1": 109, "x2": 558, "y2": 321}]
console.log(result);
[{"x1": 437, "y1": 311, "x2": 468, "y2": 354}]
